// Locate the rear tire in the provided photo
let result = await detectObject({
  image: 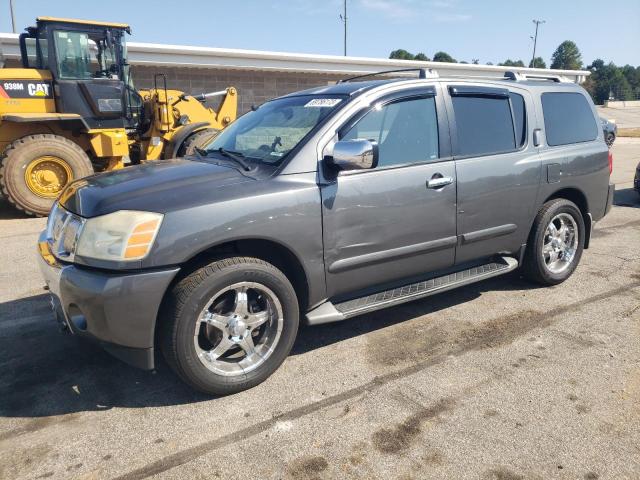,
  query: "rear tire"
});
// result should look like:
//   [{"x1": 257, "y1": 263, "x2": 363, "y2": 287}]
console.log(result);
[
  {"x1": 177, "y1": 128, "x2": 220, "y2": 157},
  {"x1": 160, "y1": 256, "x2": 299, "y2": 395},
  {"x1": 0, "y1": 134, "x2": 94, "y2": 216},
  {"x1": 522, "y1": 199, "x2": 585, "y2": 285}
]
